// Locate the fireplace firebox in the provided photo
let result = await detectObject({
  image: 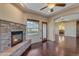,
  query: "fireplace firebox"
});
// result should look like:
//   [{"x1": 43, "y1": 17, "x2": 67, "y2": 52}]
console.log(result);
[{"x1": 11, "y1": 31, "x2": 23, "y2": 47}]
